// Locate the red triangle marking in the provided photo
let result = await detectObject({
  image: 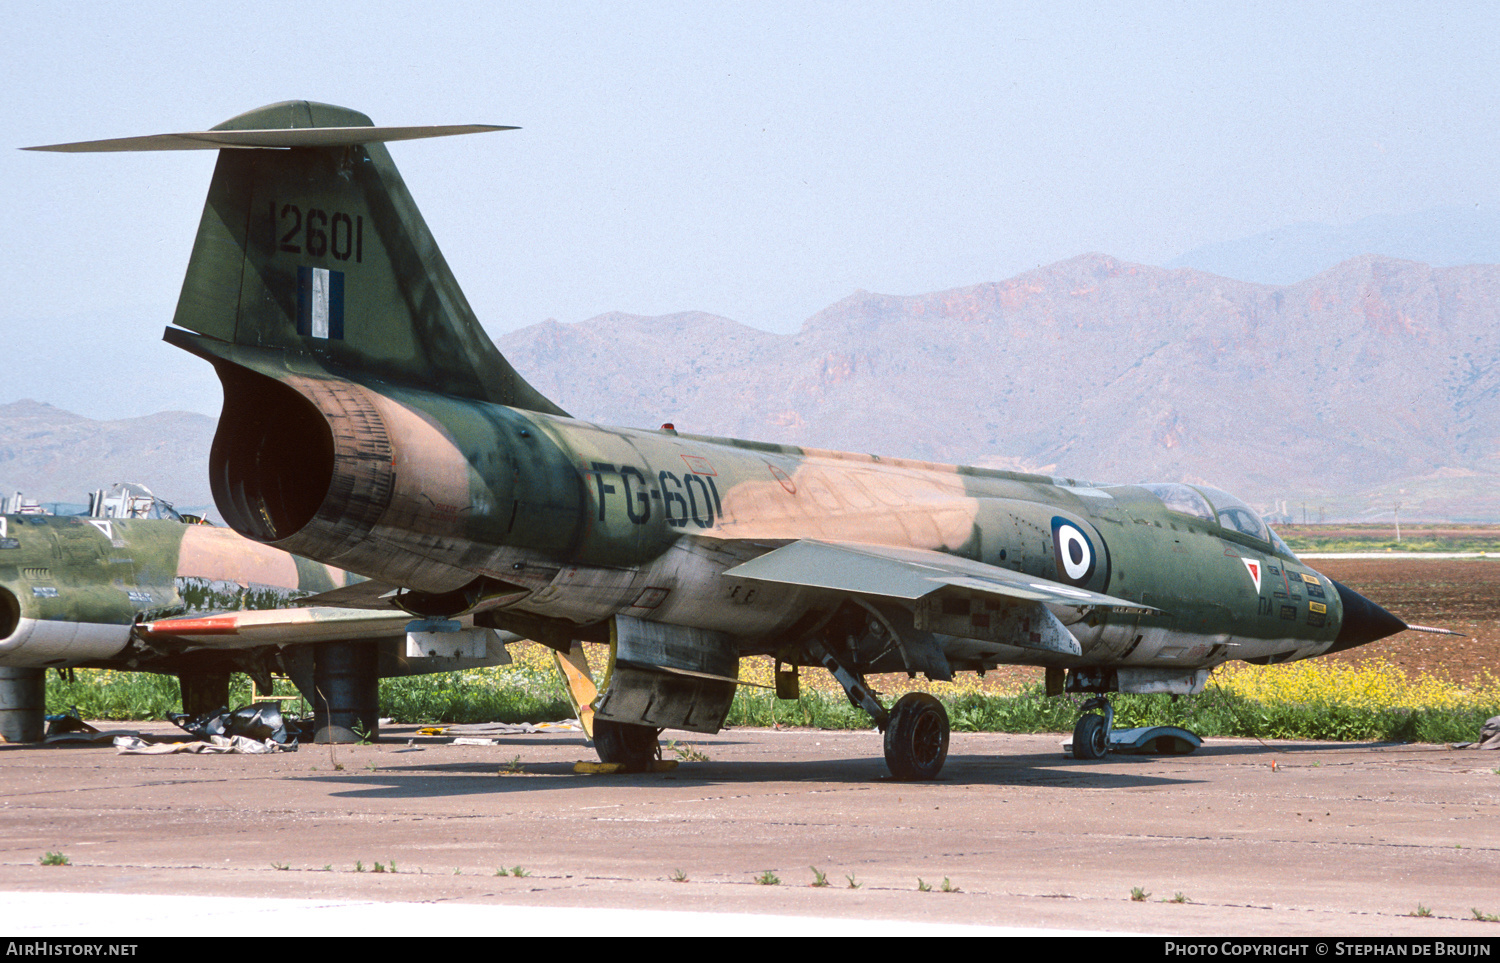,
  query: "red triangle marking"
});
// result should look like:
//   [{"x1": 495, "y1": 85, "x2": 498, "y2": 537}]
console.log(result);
[{"x1": 1240, "y1": 557, "x2": 1262, "y2": 593}]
